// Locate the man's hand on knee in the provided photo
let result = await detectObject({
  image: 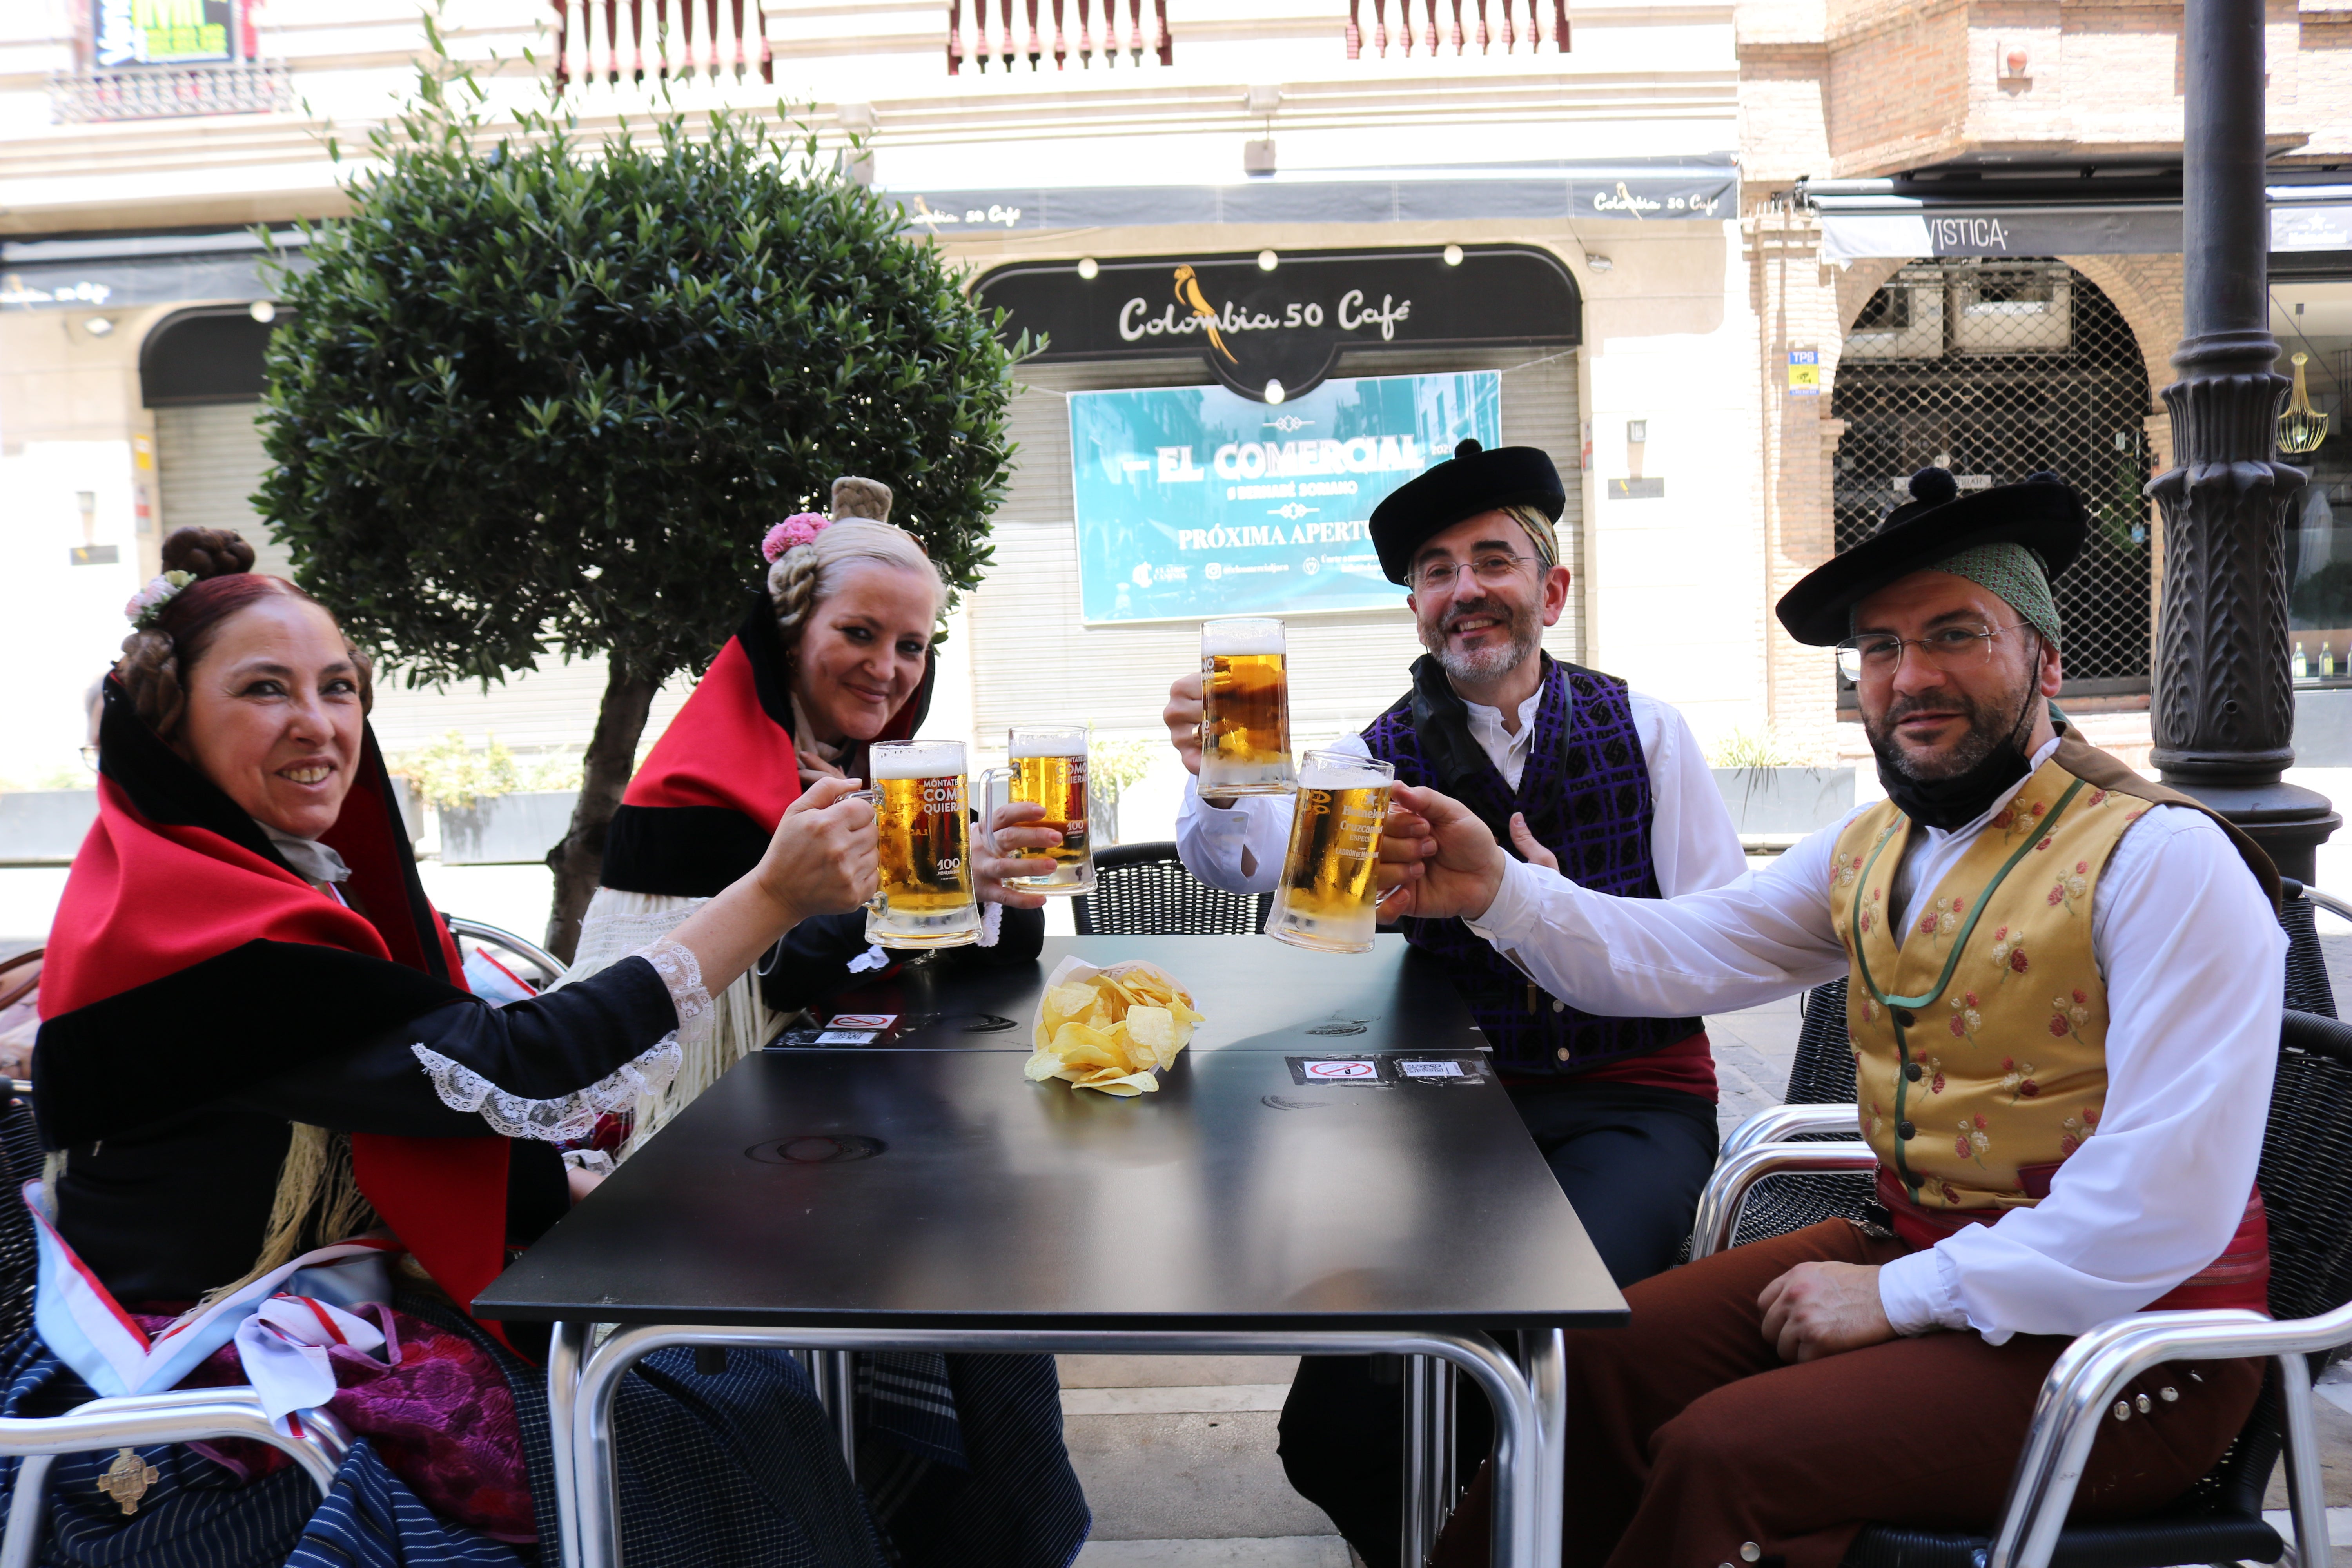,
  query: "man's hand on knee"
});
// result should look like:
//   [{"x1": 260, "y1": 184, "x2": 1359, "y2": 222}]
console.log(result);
[{"x1": 1756, "y1": 1261, "x2": 1893, "y2": 1363}]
